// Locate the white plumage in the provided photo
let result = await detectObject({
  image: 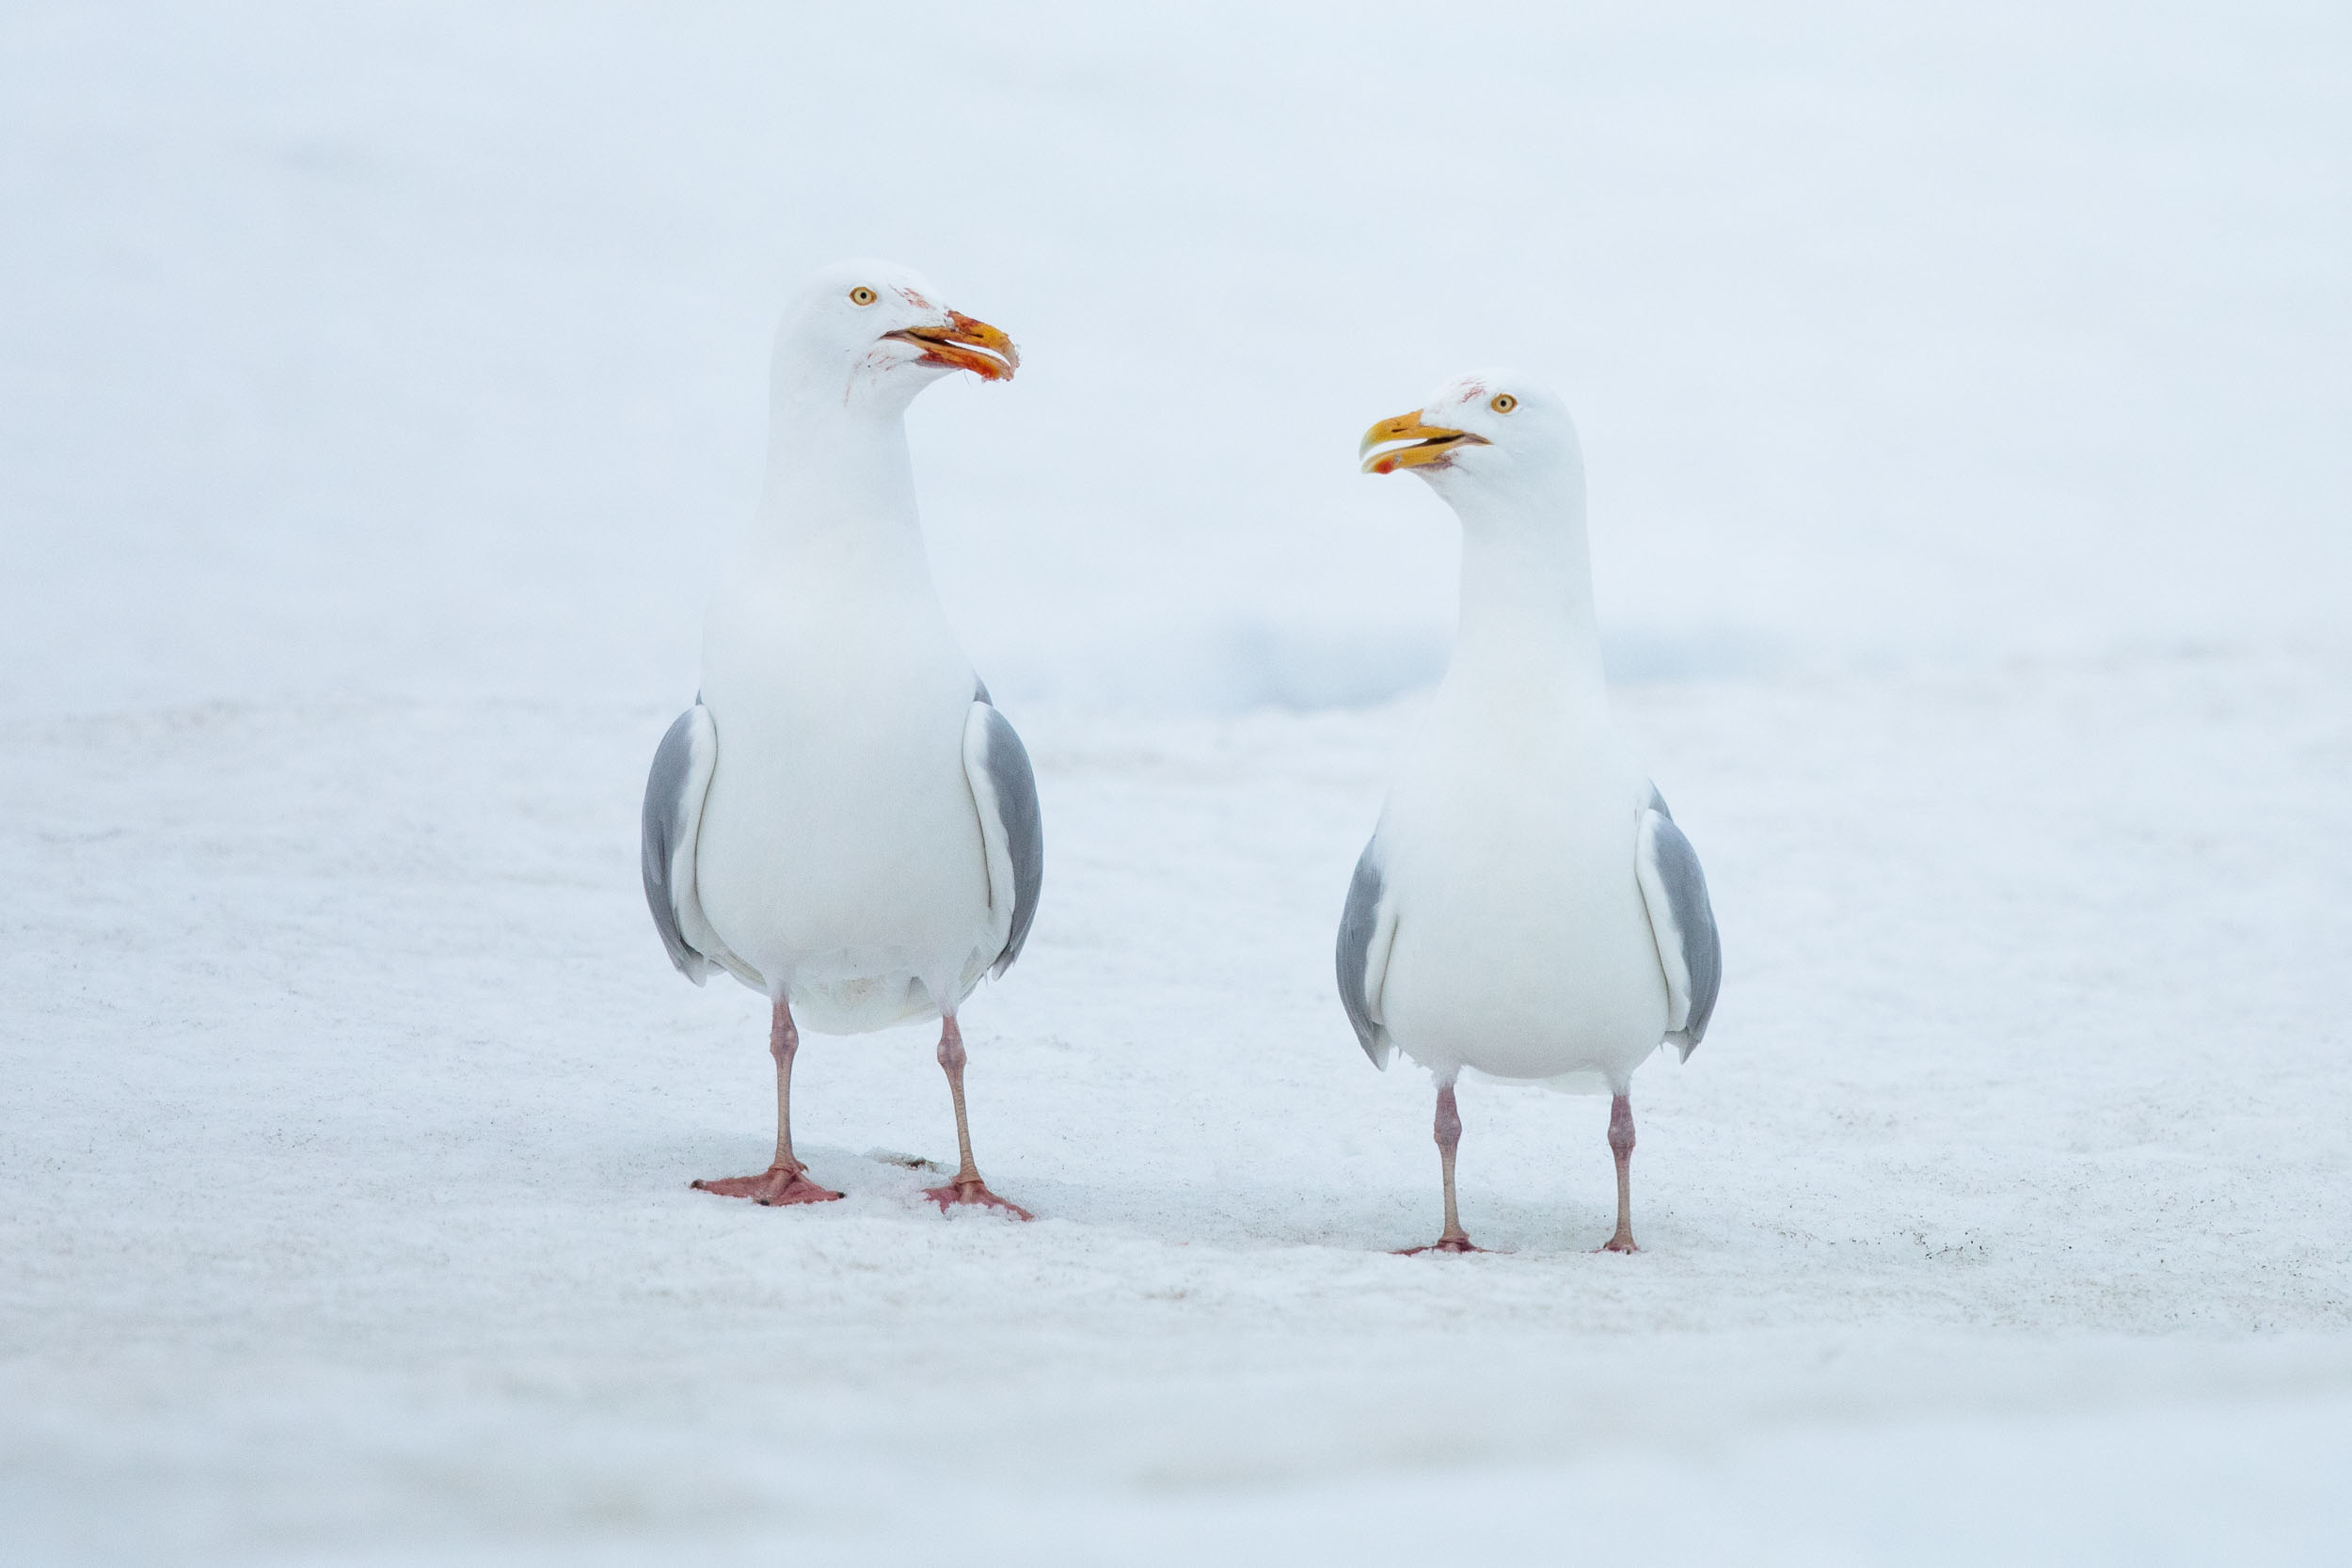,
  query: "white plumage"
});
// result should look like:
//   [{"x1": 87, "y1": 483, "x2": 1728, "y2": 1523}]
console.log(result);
[
  {"x1": 1340, "y1": 370, "x2": 1721, "y2": 1253},
  {"x1": 643, "y1": 259, "x2": 1041, "y2": 1216}
]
